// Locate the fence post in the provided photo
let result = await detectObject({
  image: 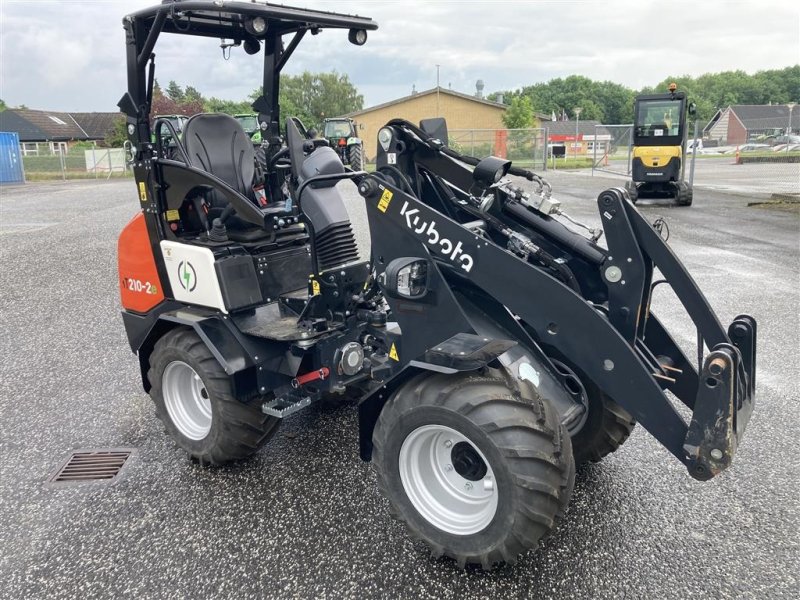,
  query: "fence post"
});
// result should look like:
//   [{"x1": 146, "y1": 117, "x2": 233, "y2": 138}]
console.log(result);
[
  {"x1": 92, "y1": 146, "x2": 98, "y2": 179},
  {"x1": 107, "y1": 150, "x2": 114, "y2": 180},
  {"x1": 59, "y1": 149, "x2": 66, "y2": 181},
  {"x1": 543, "y1": 127, "x2": 548, "y2": 172},
  {"x1": 592, "y1": 125, "x2": 597, "y2": 176},
  {"x1": 689, "y1": 119, "x2": 698, "y2": 188},
  {"x1": 626, "y1": 128, "x2": 633, "y2": 175}
]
